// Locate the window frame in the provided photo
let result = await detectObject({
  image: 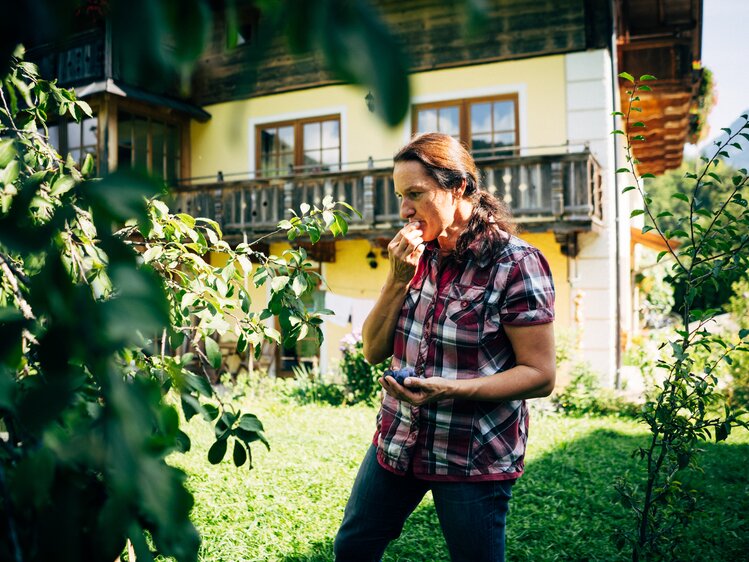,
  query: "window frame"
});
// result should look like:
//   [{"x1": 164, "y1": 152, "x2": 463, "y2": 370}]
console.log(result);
[
  {"x1": 255, "y1": 114, "x2": 342, "y2": 177},
  {"x1": 412, "y1": 93, "x2": 520, "y2": 157},
  {"x1": 116, "y1": 109, "x2": 183, "y2": 183},
  {"x1": 45, "y1": 113, "x2": 100, "y2": 173}
]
